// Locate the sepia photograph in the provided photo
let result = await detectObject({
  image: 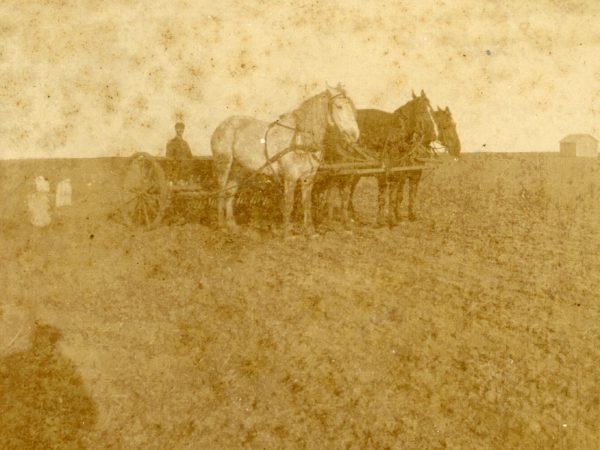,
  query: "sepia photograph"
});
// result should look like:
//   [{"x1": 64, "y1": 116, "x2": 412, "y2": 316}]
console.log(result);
[{"x1": 1, "y1": 0, "x2": 599, "y2": 448}]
